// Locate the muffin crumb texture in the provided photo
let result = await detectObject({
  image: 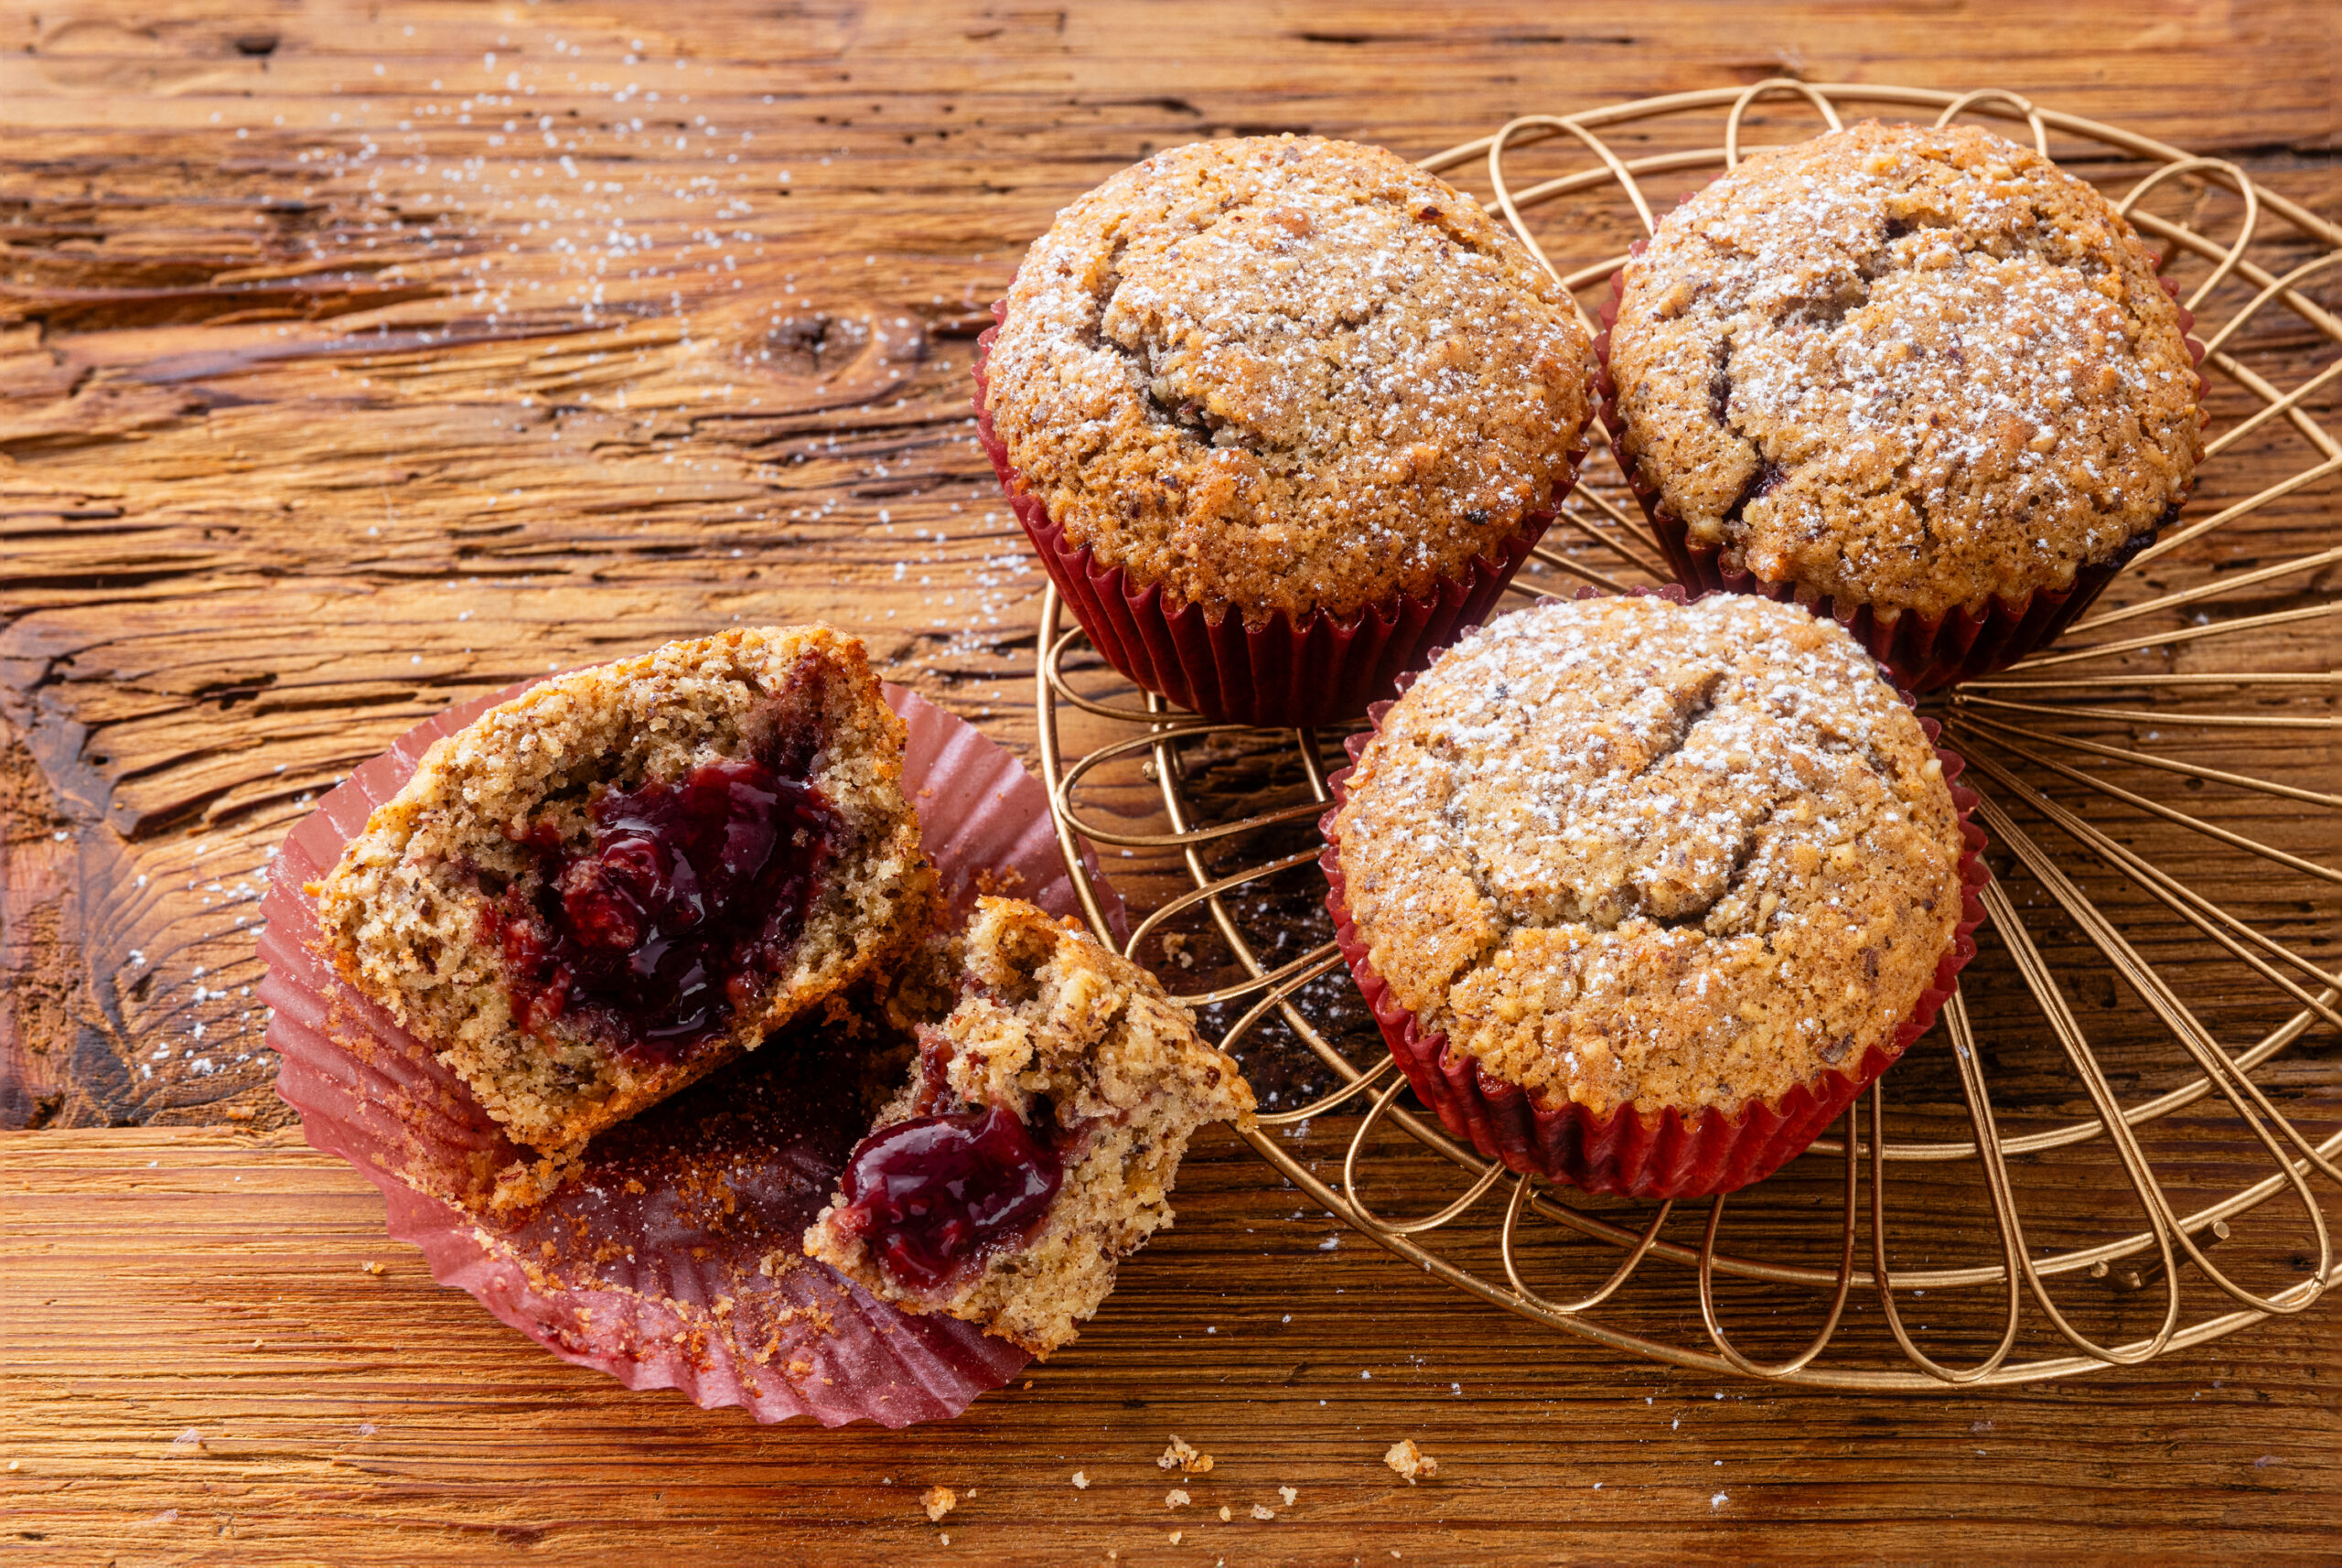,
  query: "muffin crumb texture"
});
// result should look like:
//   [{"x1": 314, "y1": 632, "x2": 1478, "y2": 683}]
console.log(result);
[
  {"x1": 804, "y1": 897, "x2": 1256, "y2": 1355},
  {"x1": 1161, "y1": 1435, "x2": 1216, "y2": 1475},
  {"x1": 1385, "y1": 1439, "x2": 1440, "y2": 1483},
  {"x1": 1609, "y1": 120, "x2": 2199, "y2": 618},
  {"x1": 1334, "y1": 595, "x2": 1963, "y2": 1117},
  {"x1": 986, "y1": 134, "x2": 1593, "y2": 625},
  {"x1": 314, "y1": 626, "x2": 936, "y2": 1208}
]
